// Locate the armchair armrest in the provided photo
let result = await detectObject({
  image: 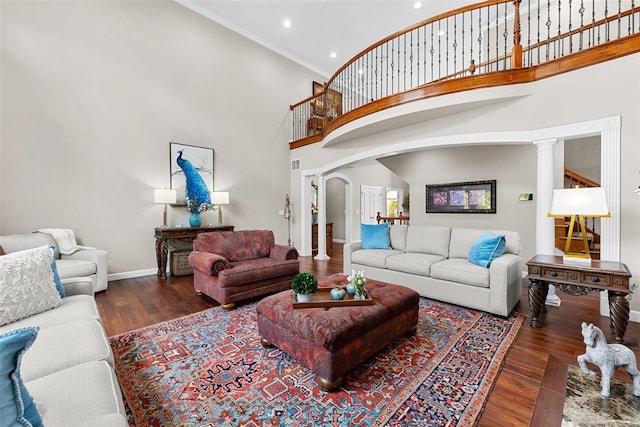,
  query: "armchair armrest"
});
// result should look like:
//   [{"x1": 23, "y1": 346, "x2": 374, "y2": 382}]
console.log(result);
[
  {"x1": 270, "y1": 245, "x2": 298, "y2": 261},
  {"x1": 189, "y1": 251, "x2": 231, "y2": 277},
  {"x1": 62, "y1": 248, "x2": 108, "y2": 292},
  {"x1": 60, "y1": 277, "x2": 93, "y2": 296}
]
